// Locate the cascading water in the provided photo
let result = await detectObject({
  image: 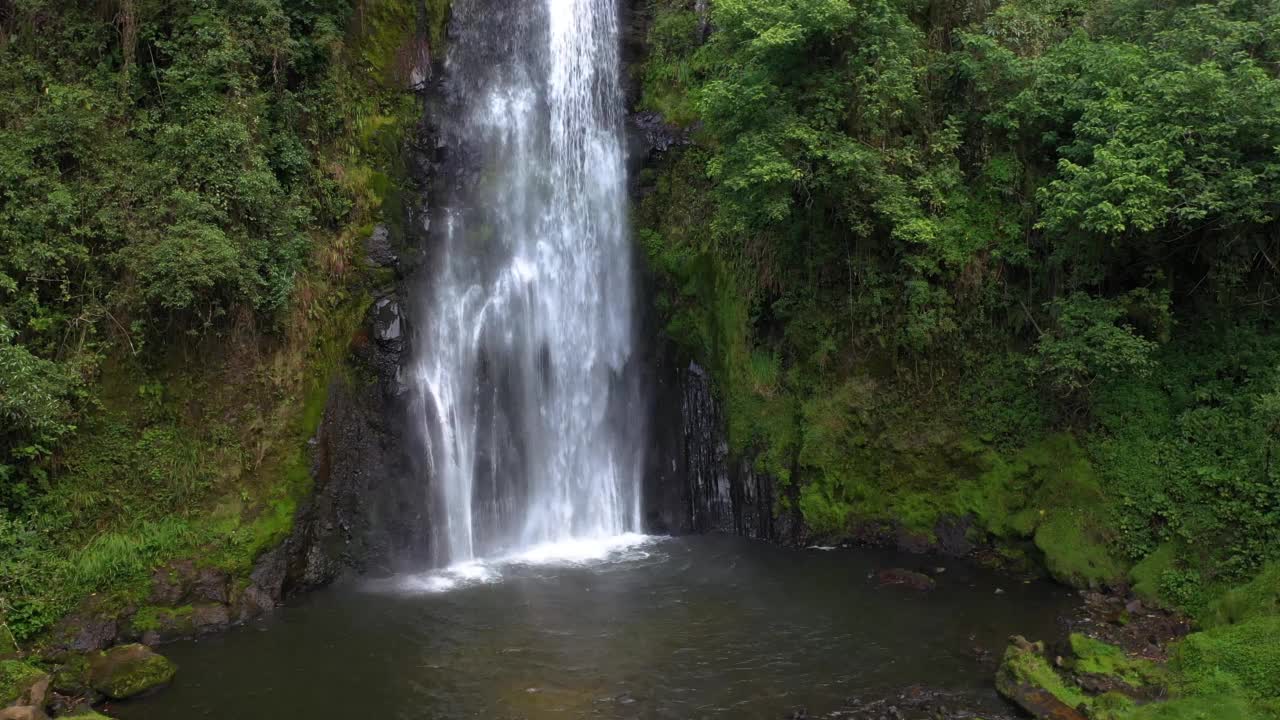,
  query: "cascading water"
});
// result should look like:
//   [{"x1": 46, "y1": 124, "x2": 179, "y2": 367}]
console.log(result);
[{"x1": 411, "y1": 0, "x2": 642, "y2": 568}]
